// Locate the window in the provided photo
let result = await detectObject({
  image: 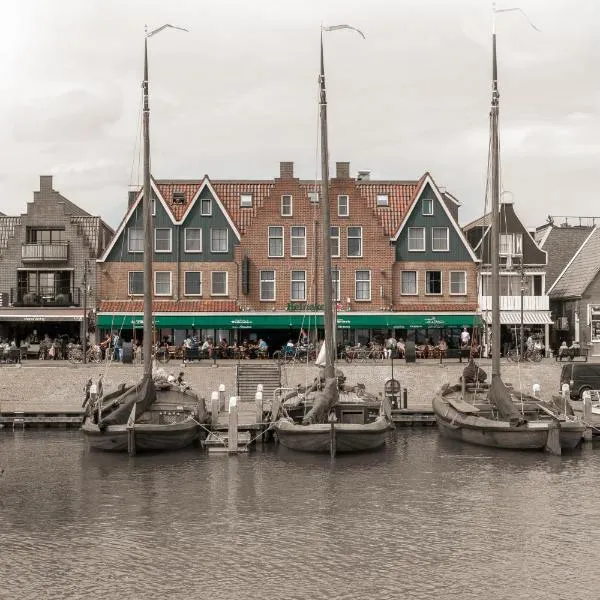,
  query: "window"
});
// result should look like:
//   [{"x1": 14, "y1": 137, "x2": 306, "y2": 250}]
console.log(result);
[
  {"x1": 290, "y1": 271, "x2": 306, "y2": 301},
  {"x1": 152, "y1": 197, "x2": 156, "y2": 216},
  {"x1": 376, "y1": 194, "x2": 389, "y2": 207},
  {"x1": 154, "y1": 271, "x2": 172, "y2": 296},
  {"x1": 401, "y1": 271, "x2": 417, "y2": 295},
  {"x1": 27, "y1": 228, "x2": 66, "y2": 244},
  {"x1": 200, "y1": 196, "x2": 212, "y2": 216},
  {"x1": 290, "y1": 226, "x2": 306, "y2": 257},
  {"x1": 500, "y1": 233, "x2": 523, "y2": 256},
  {"x1": 172, "y1": 192, "x2": 185, "y2": 205},
  {"x1": 240, "y1": 193, "x2": 253, "y2": 207},
  {"x1": 355, "y1": 270, "x2": 371, "y2": 301},
  {"x1": 308, "y1": 191, "x2": 319, "y2": 204},
  {"x1": 281, "y1": 195, "x2": 293, "y2": 217},
  {"x1": 184, "y1": 228, "x2": 202, "y2": 252},
  {"x1": 154, "y1": 228, "x2": 172, "y2": 253},
  {"x1": 407, "y1": 227, "x2": 425, "y2": 251},
  {"x1": 260, "y1": 270, "x2": 276, "y2": 301},
  {"x1": 431, "y1": 227, "x2": 449, "y2": 252},
  {"x1": 330, "y1": 226, "x2": 340, "y2": 257},
  {"x1": 210, "y1": 228, "x2": 228, "y2": 253},
  {"x1": 128, "y1": 271, "x2": 144, "y2": 295},
  {"x1": 268, "y1": 226, "x2": 284, "y2": 257},
  {"x1": 422, "y1": 198, "x2": 433, "y2": 215},
  {"x1": 338, "y1": 195, "x2": 349, "y2": 217},
  {"x1": 184, "y1": 271, "x2": 202, "y2": 296},
  {"x1": 450, "y1": 271, "x2": 466, "y2": 295},
  {"x1": 425, "y1": 271, "x2": 442, "y2": 295},
  {"x1": 128, "y1": 228, "x2": 143, "y2": 253},
  {"x1": 347, "y1": 227, "x2": 363, "y2": 257},
  {"x1": 332, "y1": 269, "x2": 341, "y2": 302},
  {"x1": 211, "y1": 271, "x2": 228, "y2": 296}
]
